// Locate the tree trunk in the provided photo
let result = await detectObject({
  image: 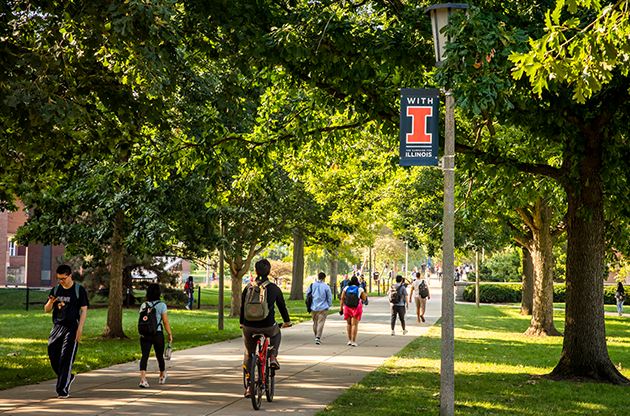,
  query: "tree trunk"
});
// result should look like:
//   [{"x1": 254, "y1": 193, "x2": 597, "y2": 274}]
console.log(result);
[
  {"x1": 102, "y1": 209, "x2": 127, "y2": 339},
  {"x1": 289, "y1": 230, "x2": 305, "y2": 300},
  {"x1": 228, "y1": 257, "x2": 248, "y2": 317},
  {"x1": 548, "y1": 138, "x2": 629, "y2": 384},
  {"x1": 520, "y1": 247, "x2": 534, "y2": 316},
  {"x1": 330, "y1": 249, "x2": 339, "y2": 299},
  {"x1": 524, "y1": 198, "x2": 561, "y2": 336}
]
